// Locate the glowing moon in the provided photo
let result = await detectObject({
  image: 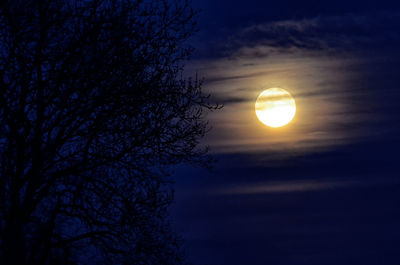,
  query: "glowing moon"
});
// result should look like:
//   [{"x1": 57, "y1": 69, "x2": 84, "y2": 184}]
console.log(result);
[{"x1": 255, "y1": 88, "x2": 296, "y2": 128}]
